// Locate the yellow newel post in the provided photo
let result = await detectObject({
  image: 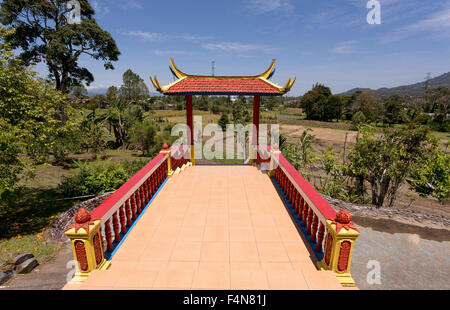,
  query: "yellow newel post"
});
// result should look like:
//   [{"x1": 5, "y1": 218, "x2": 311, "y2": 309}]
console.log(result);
[
  {"x1": 65, "y1": 209, "x2": 110, "y2": 283},
  {"x1": 269, "y1": 145, "x2": 281, "y2": 177},
  {"x1": 160, "y1": 143, "x2": 173, "y2": 177},
  {"x1": 317, "y1": 210, "x2": 360, "y2": 287}
]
